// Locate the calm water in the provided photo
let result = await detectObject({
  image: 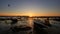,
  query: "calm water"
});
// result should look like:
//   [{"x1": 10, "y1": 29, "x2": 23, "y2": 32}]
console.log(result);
[
  {"x1": 0, "y1": 17, "x2": 33, "y2": 34},
  {"x1": 0, "y1": 17, "x2": 60, "y2": 34}
]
